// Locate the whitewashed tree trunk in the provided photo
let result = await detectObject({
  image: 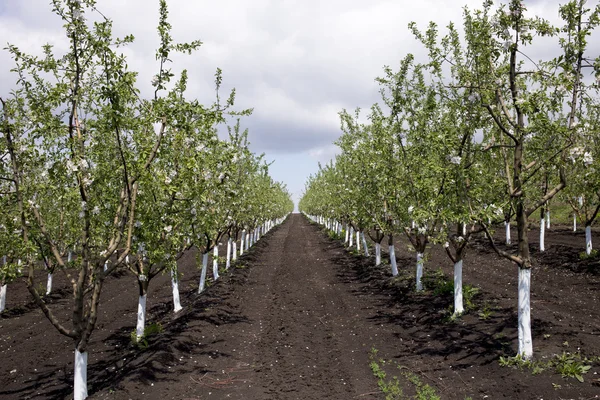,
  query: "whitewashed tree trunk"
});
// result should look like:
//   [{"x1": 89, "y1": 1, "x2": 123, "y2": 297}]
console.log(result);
[
  {"x1": 344, "y1": 226, "x2": 349, "y2": 244},
  {"x1": 518, "y1": 267, "x2": 533, "y2": 359},
  {"x1": 198, "y1": 252, "x2": 209, "y2": 293},
  {"x1": 453, "y1": 260, "x2": 463, "y2": 315},
  {"x1": 74, "y1": 349, "x2": 88, "y2": 400},
  {"x1": 416, "y1": 253, "x2": 424, "y2": 291},
  {"x1": 356, "y1": 231, "x2": 360, "y2": 252},
  {"x1": 539, "y1": 218, "x2": 545, "y2": 252},
  {"x1": 546, "y1": 210, "x2": 550, "y2": 229},
  {"x1": 240, "y1": 231, "x2": 245, "y2": 256},
  {"x1": 103, "y1": 260, "x2": 108, "y2": 272},
  {"x1": 361, "y1": 232, "x2": 369, "y2": 257},
  {"x1": 46, "y1": 273, "x2": 53, "y2": 295},
  {"x1": 586, "y1": 225, "x2": 592, "y2": 255},
  {"x1": 0, "y1": 284, "x2": 6, "y2": 313},
  {"x1": 389, "y1": 245, "x2": 398, "y2": 276},
  {"x1": 349, "y1": 227, "x2": 354, "y2": 247},
  {"x1": 505, "y1": 221, "x2": 511, "y2": 245},
  {"x1": 573, "y1": 214, "x2": 577, "y2": 232},
  {"x1": 136, "y1": 294, "x2": 147, "y2": 340},
  {"x1": 232, "y1": 241, "x2": 238, "y2": 261},
  {"x1": 171, "y1": 269, "x2": 182, "y2": 313},
  {"x1": 462, "y1": 223, "x2": 467, "y2": 236},
  {"x1": 226, "y1": 238, "x2": 232, "y2": 269},
  {"x1": 213, "y1": 245, "x2": 219, "y2": 281},
  {"x1": 68, "y1": 251, "x2": 72, "y2": 263},
  {"x1": 375, "y1": 243, "x2": 381, "y2": 266}
]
